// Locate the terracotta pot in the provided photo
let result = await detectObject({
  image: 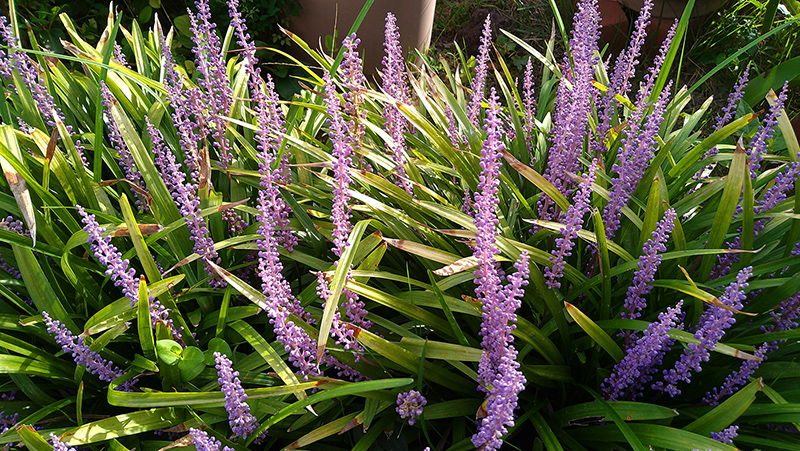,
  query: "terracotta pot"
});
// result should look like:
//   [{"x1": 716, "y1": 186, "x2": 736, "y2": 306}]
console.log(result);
[
  {"x1": 288, "y1": 0, "x2": 436, "y2": 76},
  {"x1": 617, "y1": 0, "x2": 730, "y2": 18}
]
